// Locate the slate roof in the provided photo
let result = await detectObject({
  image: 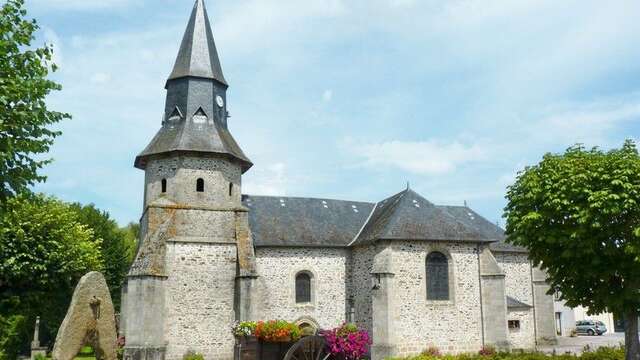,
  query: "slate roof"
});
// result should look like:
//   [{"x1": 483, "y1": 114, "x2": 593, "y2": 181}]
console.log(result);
[
  {"x1": 354, "y1": 190, "x2": 496, "y2": 245},
  {"x1": 168, "y1": 0, "x2": 227, "y2": 86},
  {"x1": 490, "y1": 241, "x2": 528, "y2": 253},
  {"x1": 135, "y1": 118, "x2": 252, "y2": 171},
  {"x1": 243, "y1": 195, "x2": 374, "y2": 247},
  {"x1": 243, "y1": 189, "x2": 518, "y2": 248},
  {"x1": 439, "y1": 206, "x2": 527, "y2": 253},
  {"x1": 507, "y1": 296, "x2": 532, "y2": 309}
]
